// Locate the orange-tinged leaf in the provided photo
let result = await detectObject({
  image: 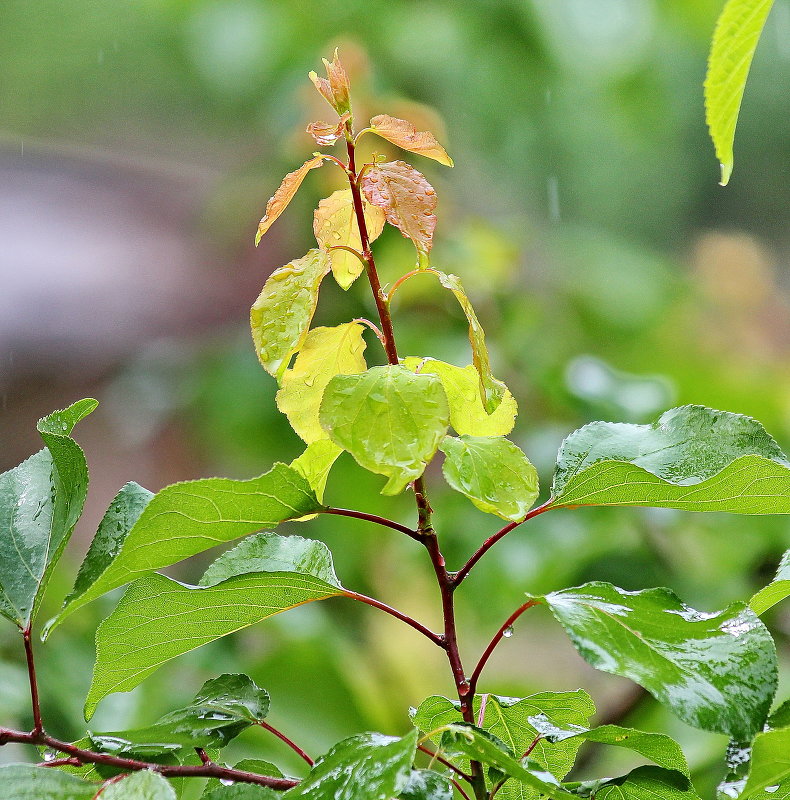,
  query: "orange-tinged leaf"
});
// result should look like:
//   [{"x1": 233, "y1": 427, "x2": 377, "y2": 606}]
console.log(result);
[
  {"x1": 306, "y1": 112, "x2": 351, "y2": 147},
  {"x1": 368, "y1": 114, "x2": 453, "y2": 167},
  {"x1": 313, "y1": 189, "x2": 385, "y2": 289},
  {"x1": 308, "y1": 49, "x2": 351, "y2": 118},
  {"x1": 255, "y1": 156, "x2": 324, "y2": 245},
  {"x1": 361, "y1": 161, "x2": 437, "y2": 256}
]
